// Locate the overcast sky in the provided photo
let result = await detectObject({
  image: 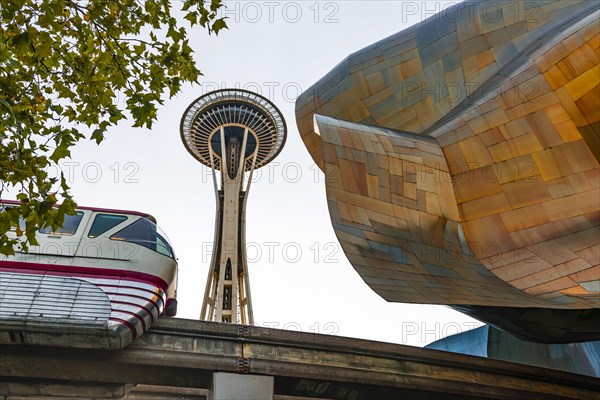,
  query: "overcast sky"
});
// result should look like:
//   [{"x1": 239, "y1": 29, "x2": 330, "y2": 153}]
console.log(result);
[{"x1": 38, "y1": 1, "x2": 483, "y2": 346}]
